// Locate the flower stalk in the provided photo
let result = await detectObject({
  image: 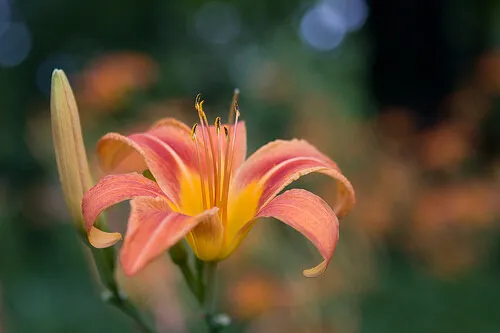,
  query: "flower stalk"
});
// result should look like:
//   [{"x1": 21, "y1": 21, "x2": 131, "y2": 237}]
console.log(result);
[
  {"x1": 168, "y1": 248, "x2": 226, "y2": 332},
  {"x1": 203, "y1": 262, "x2": 223, "y2": 333}
]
